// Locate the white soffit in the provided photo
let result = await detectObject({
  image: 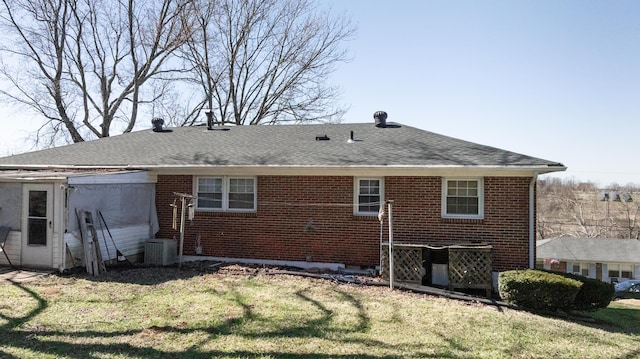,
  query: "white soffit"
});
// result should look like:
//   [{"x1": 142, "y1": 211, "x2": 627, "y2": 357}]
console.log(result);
[{"x1": 67, "y1": 170, "x2": 157, "y2": 185}]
